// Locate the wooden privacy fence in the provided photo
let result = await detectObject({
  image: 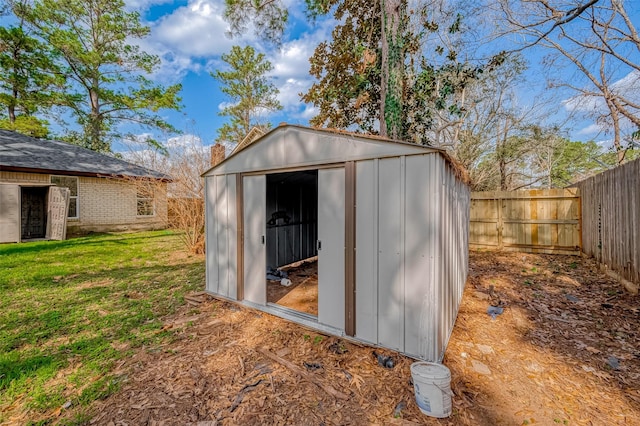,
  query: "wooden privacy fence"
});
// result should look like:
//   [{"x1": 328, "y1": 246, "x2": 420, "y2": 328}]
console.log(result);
[
  {"x1": 573, "y1": 158, "x2": 640, "y2": 291},
  {"x1": 470, "y1": 189, "x2": 581, "y2": 255}
]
